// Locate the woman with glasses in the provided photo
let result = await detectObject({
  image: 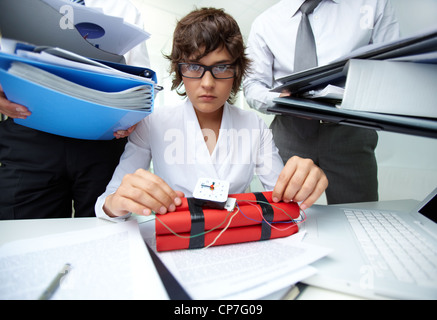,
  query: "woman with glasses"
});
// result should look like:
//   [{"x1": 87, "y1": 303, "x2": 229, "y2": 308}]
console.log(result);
[{"x1": 95, "y1": 8, "x2": 328, "y2": 220}]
